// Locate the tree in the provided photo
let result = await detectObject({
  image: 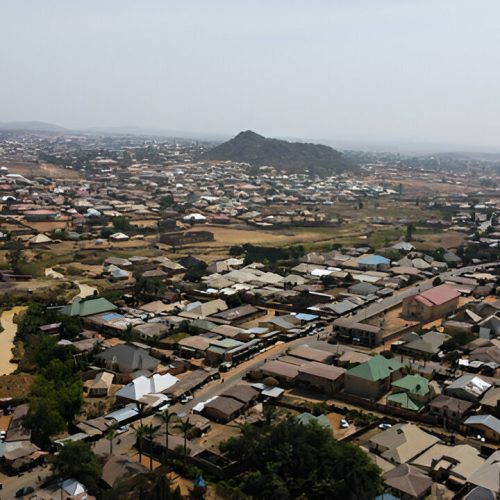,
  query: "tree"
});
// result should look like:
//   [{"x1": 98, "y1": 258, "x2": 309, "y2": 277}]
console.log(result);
[
  {"x1": 106, "y1": 427, "x2": 118, "y2": 455},
  {"x1": 157, "y1": 409, "x2": 177, "y2": 468},
  {"x1": 24, "y1": 397, "x2": 67, "y2": 448},
  {"x1": 134, "y1": 425, "x2": 148, "y2": 465},
  {"x1": 53, "y1": 441, "x2": 102, "y2": 495},
  {"x1": 6, "y1": 239, "x2": 24, "y2": 274},
  {"x1": 220, "y1": 417, "x2": 382, "y2": 499},
  {"x1": 112, "y1": 216, "x2": 131, "y2": 232},
  {"x1": 144, "y1": 424, "x2": 160, "y2": 471},
  {"x1": 176, "y1": 418, "x2": 194, "y2": 464},
  {"x1": 405, "y1": 223, "x2": 415, "y2": 242},
  {"x1": 160, "y1": 194, "x2": 174, "y2": 209},
  {"x1": 432, "y1": 276, "x2": 442, "y2": 286}
]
